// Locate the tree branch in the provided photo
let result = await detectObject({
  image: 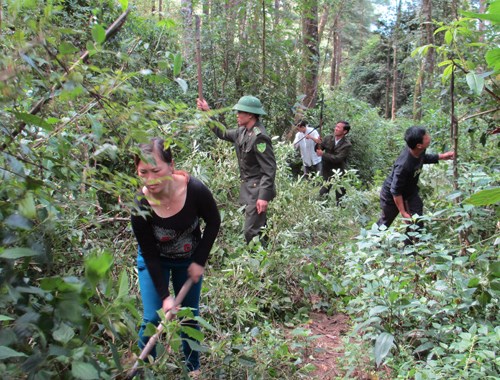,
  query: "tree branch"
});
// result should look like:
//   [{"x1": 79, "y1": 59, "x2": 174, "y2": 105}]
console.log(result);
[
  {"x1": 459, "y1": 107, "x2": 500, "y2": 123},
  {"x1": 0, "y1": 8, "x2": 131, "y2": 153}
]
